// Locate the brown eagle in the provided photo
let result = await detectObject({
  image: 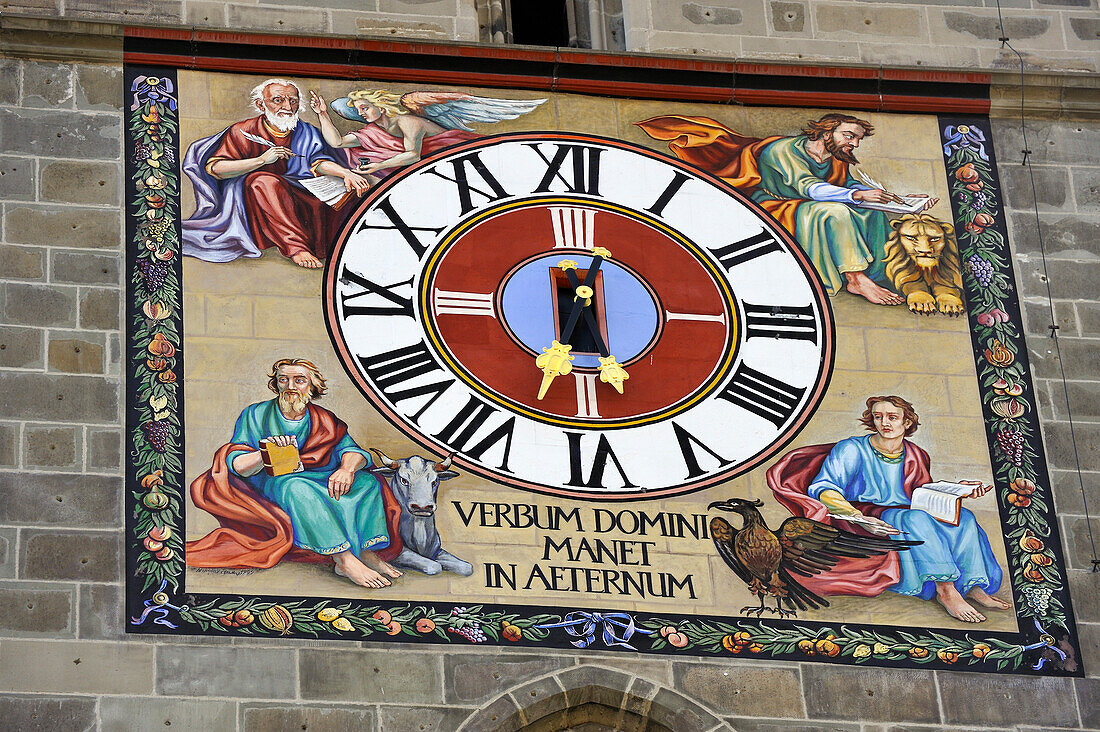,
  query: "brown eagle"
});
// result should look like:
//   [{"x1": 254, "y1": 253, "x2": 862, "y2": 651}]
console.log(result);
[{"x1": 709, "y1": 497, "x2": 922, "y2": 618}]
